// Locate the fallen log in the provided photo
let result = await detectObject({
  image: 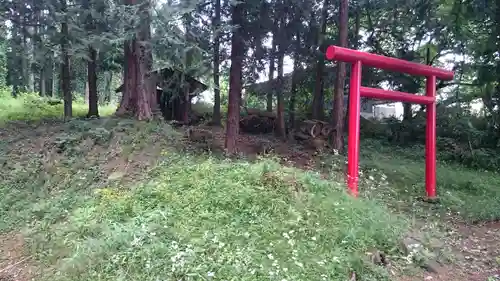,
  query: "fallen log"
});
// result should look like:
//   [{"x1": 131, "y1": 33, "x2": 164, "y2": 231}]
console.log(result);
[{"x1": 300, "y1": 120, "x2": 322, "y2": 138}]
